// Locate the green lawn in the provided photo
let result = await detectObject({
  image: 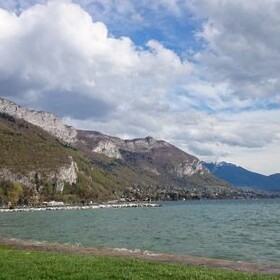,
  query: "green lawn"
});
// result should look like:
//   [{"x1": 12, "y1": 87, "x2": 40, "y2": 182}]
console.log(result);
[{"x1": 0, "y1": 246, "x2": 278, "y2": 280}]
